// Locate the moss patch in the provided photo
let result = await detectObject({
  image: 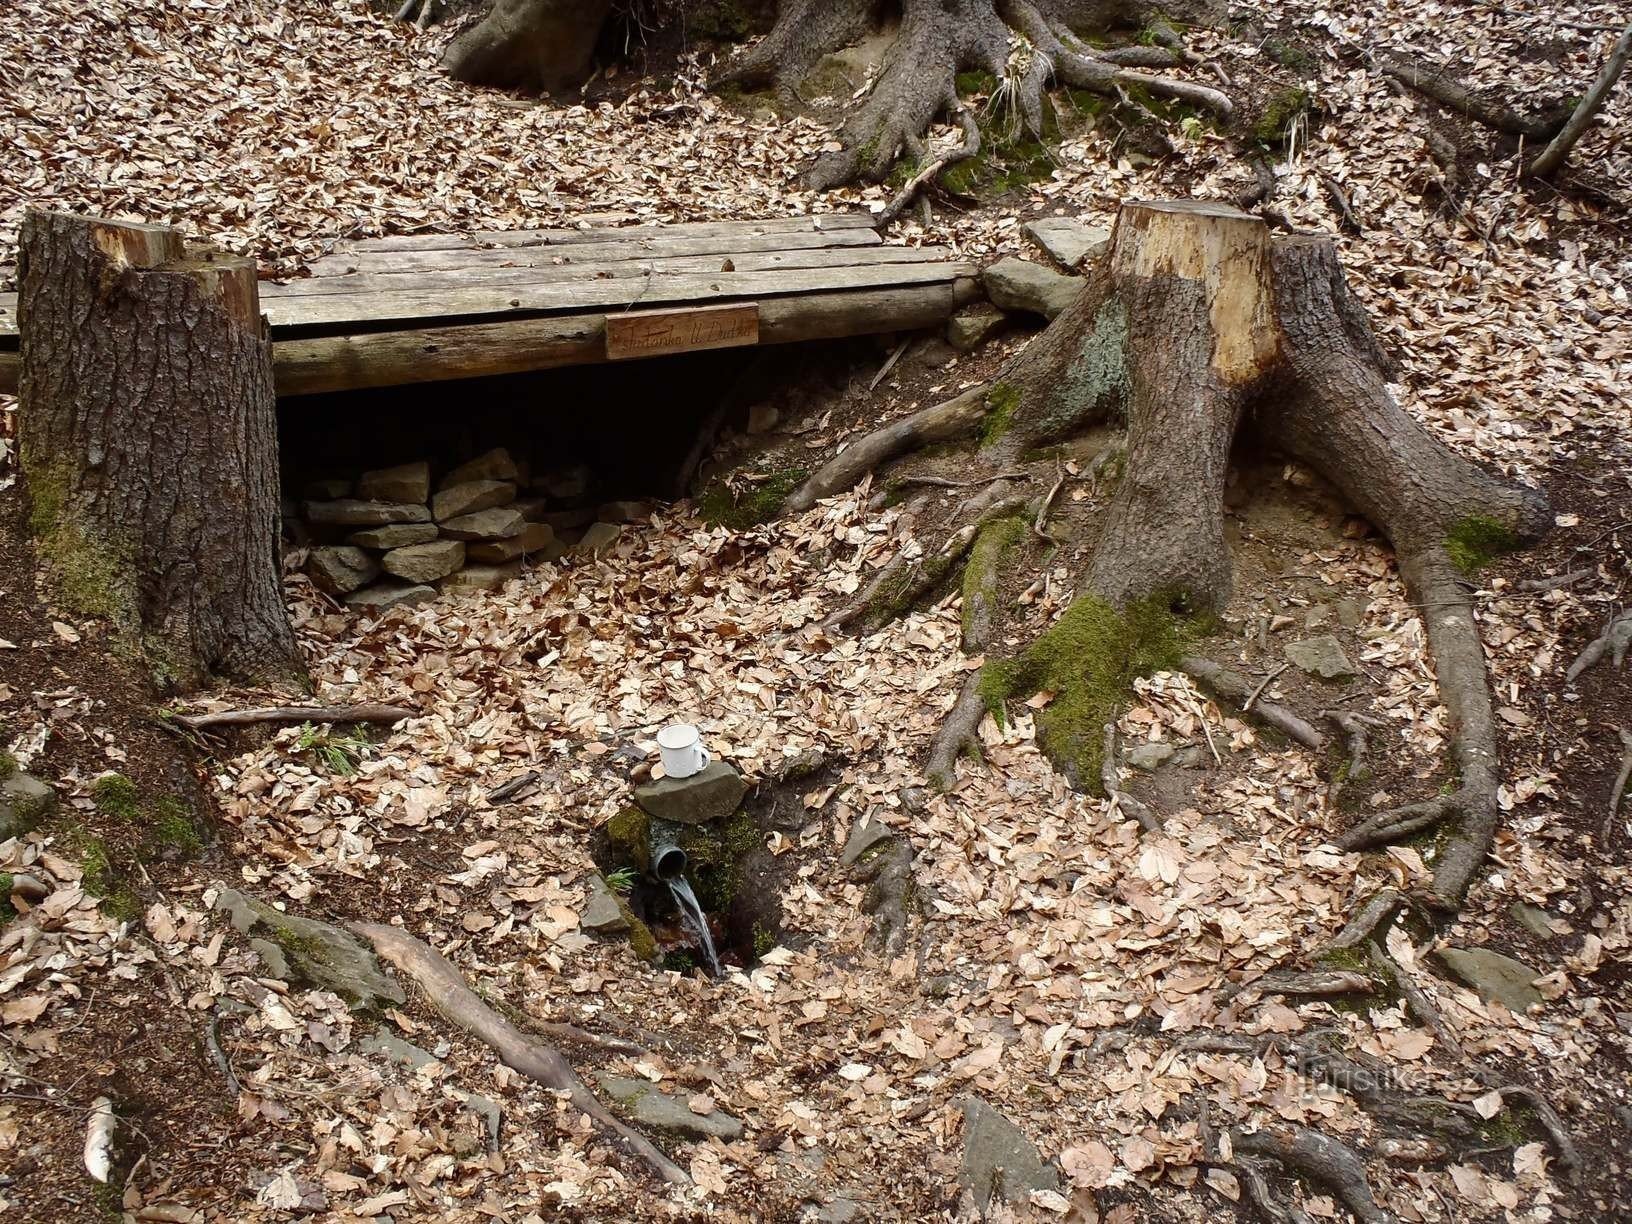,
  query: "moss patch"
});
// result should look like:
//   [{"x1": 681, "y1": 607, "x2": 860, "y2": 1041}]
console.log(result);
[
  {"x1": 92, "y1": 773, "x2": 141, "y2": 820},
  {"x1": 1445, "y1": 515, "x2": 1522, "y2": 576},
  {"x1": 1253, "y1": 87, "x2": 1311, "y2": 148},
  {"x1": 0, "y1": 751, "x2": 16, "y2": 782},
  {"x1": 962, "y1": 514, "x2": 1027, "y2": 641},
  {"x1": 979, "y1": 593, "x2": 1203, "y2": 787},
  {"x1": 90, "y1": 773, "x2": 205, "y2": 861},
  {"x1": 77, "y1": 834, "x2": 142, "y2": 922},
  {"x1": 699, "y1": 468, "x2": 808, "y2": 530},
  {"x1": 979, "y1": 383, "x2": 1022, "y2": 448},
  {"x1": 23, "y1": 456, "x2": 134, "y2": 626}
]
